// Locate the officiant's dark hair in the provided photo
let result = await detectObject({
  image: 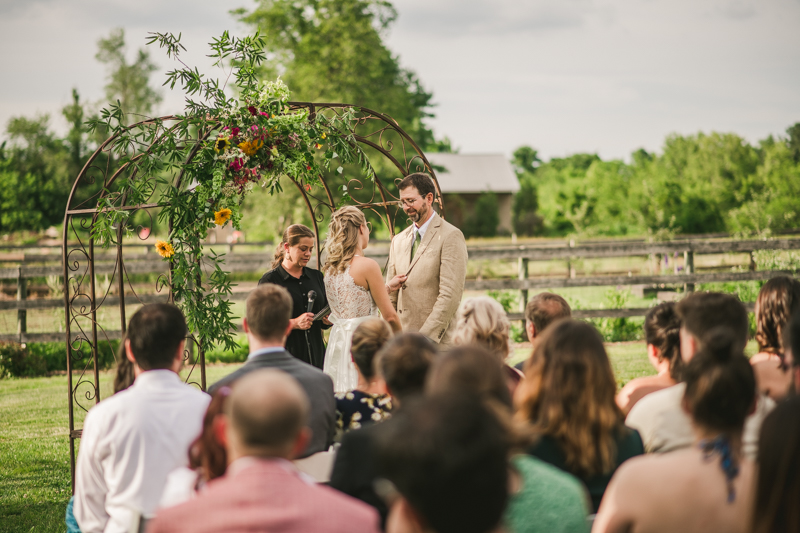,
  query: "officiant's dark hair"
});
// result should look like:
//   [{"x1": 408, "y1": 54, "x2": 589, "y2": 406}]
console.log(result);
[
  {"x1": 398, "y1": 173, "x2": 436, "y2": 200},
  {"x1": 271, "y1": 224, "x2": 315, "y2": 269}
]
